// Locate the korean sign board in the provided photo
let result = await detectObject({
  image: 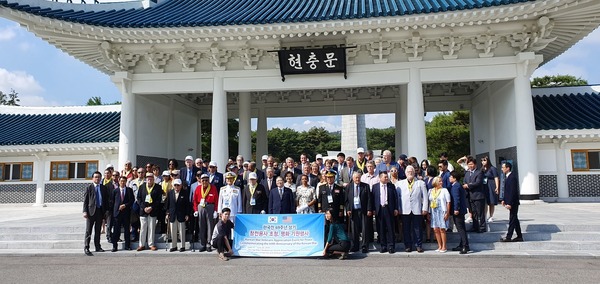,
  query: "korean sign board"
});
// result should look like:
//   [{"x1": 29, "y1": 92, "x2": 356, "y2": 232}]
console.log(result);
[{"x1": 277, "y1": 47, "x2": 347, "y2": 81}]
